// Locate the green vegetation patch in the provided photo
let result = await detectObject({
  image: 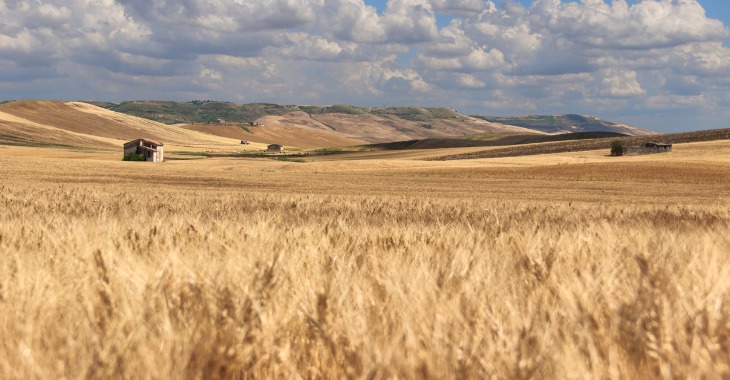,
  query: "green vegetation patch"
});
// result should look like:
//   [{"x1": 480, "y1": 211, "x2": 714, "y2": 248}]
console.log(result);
[
  {"x1": 299, "y1": 104, "x2": 367, "y2": 115},
  {"x1": 122, "y1": 152, "x2": 146, "y2": 161}
]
